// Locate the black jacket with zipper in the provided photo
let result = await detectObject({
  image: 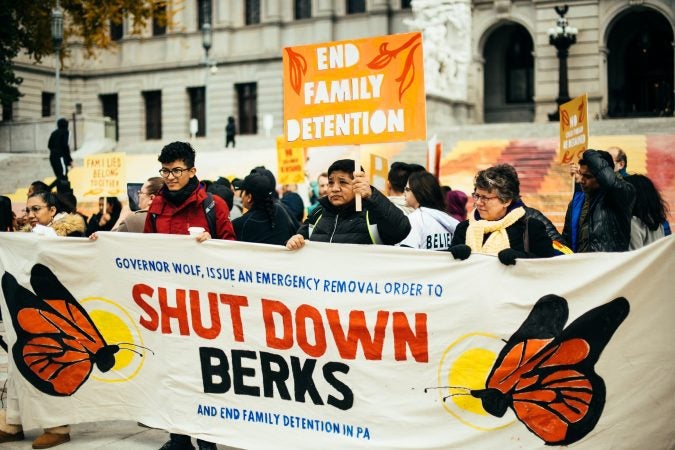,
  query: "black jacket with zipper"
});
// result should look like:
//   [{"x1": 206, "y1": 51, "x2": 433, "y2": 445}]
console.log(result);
[{"x1": 298, "y1": 187, "x2": 410, "y2": 245}]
